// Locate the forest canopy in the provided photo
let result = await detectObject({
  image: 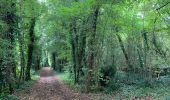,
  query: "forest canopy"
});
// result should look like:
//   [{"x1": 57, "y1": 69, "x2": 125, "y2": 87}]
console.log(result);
[{"x1": 0, "y1": 0, "x2": 170, "y2": 99}]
